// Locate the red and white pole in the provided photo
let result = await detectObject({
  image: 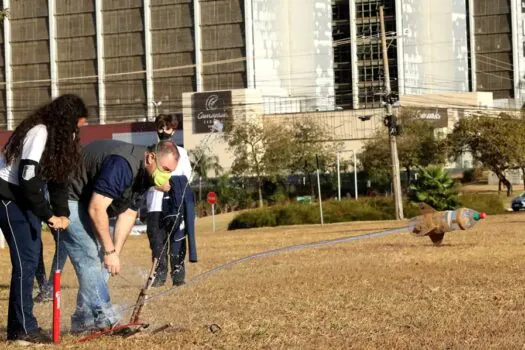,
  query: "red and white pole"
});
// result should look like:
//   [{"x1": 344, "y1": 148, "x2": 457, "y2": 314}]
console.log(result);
[
  {"x1": 52, "y1": 228, "x2": 62, "y2": 344},
  {"x1": 53, "y1": 269, "x2": 61, "y2": 344}
]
